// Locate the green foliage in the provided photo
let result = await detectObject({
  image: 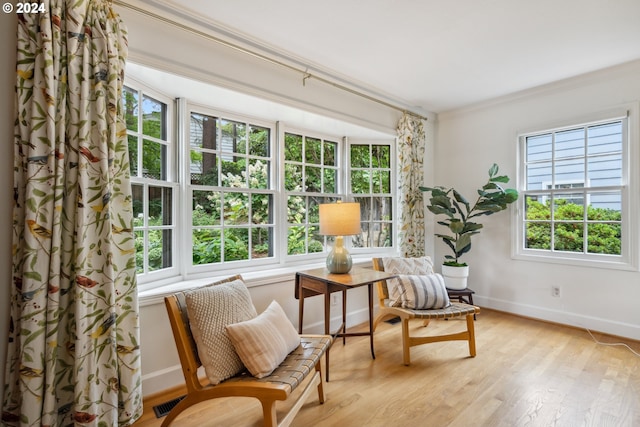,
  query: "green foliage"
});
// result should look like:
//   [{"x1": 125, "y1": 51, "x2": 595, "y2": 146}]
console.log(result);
[
  {"x1": 420, "y1": 163, "x2": 519, "y2": 265},
  {"x1": 525, "y1": 198, "x2": 621, "y2": 254}
]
